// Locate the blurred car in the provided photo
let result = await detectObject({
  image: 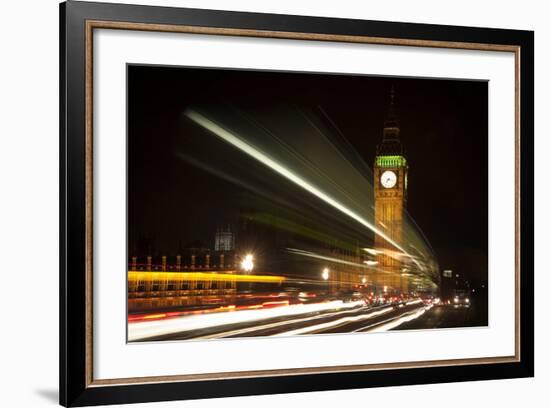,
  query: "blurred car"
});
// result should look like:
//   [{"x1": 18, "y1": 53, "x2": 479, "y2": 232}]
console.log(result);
[
  {"x1": 337, "y1": 290, "x2": 366, "y2": 304},
  {"x1": 452, "y1": 295, "x2": 471, "y2": 308}
]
